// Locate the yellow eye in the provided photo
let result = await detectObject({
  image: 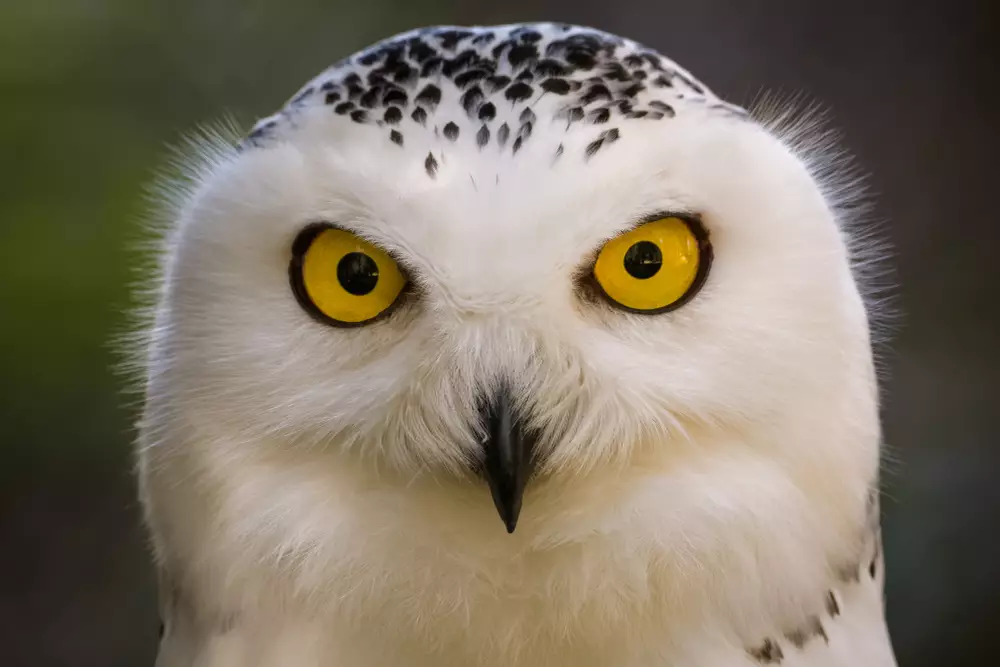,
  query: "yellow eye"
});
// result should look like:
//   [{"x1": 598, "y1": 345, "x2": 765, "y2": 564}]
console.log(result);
[
  {"x1": 290, "y1": 225, "x2": 407, "y2": 326},
  {"x1": 592, "y1": 216, "x2": 710, "y2": 313}
]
